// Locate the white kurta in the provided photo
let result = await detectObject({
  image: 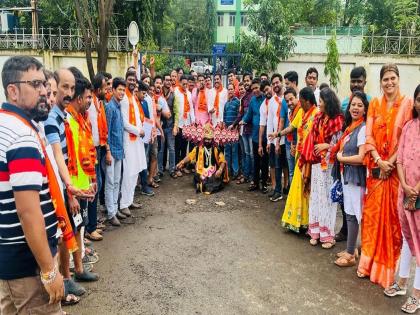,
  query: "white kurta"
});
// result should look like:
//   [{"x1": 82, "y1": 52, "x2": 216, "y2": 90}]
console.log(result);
[
  {"x1": 174, "y1": 87, "x2": 195, "y2": 128},
  {"x1": 120, "y1": 93, "x2": 147, "y2": 176},
  {"x1": 208, "y1": 87, "x2": 227, "y2": 125}
]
